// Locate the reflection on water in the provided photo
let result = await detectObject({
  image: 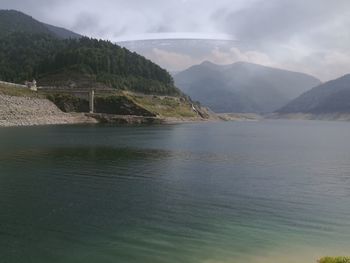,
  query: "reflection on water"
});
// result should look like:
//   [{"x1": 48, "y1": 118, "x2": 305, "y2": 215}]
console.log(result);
[{"x1": 0, "y1": 120, "x2": 350, "y2": 263}]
